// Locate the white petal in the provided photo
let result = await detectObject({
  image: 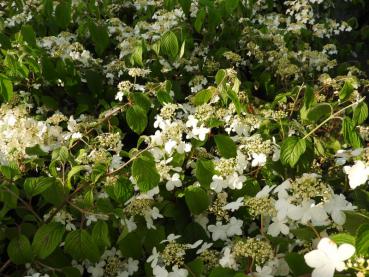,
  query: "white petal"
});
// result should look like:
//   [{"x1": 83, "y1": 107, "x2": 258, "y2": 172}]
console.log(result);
[
  {"x1": 337, "y1": 243, "x2": 355, "y2": 261},
  {"x1": 304, "y1": 250, "x2": 327, "y2": 268},
  {"x1": 311, "y1": 264, "x2": 335, "y2": 277}
]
